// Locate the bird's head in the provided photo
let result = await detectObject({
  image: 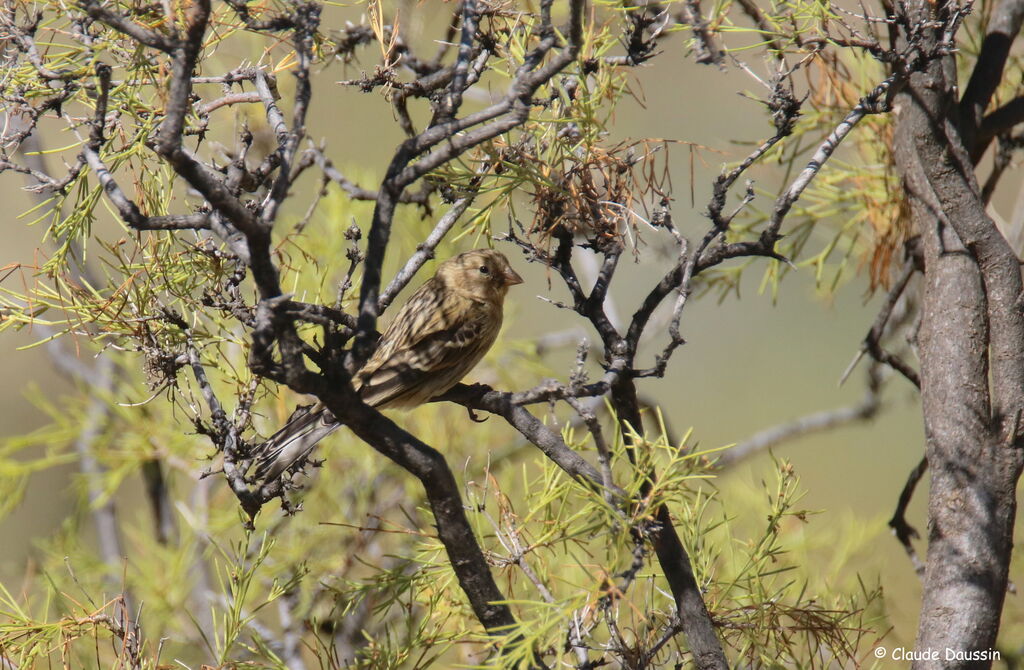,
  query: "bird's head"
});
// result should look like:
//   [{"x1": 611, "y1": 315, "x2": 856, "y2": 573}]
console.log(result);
[{"x1": 439, "y1": 249, "x2": 524, "y2": 302}]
